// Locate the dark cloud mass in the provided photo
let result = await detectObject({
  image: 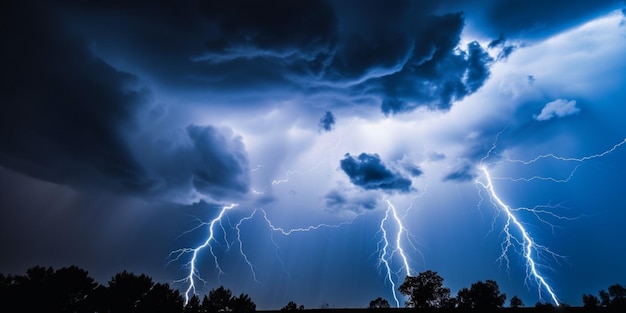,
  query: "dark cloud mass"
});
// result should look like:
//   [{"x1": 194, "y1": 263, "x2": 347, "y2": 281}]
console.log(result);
[
  {"x1": 340, "y1": 153, "x2": 412, "y2": 192},
  {"x1": 135, "y1": 125, "x2": 251, "y2": 202},
  {"x1": 319, "y1": 111, "x2": 336, "y2": 132},
  {"x1": 0, "y1": 1, "x2": 250, "y2": 202},
  {"x1": 47, "y1": 0, "x2": 494, "y2": 115},
  {"x1": 0, "y1": 1, "x2": 150, "y2": 194}
]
